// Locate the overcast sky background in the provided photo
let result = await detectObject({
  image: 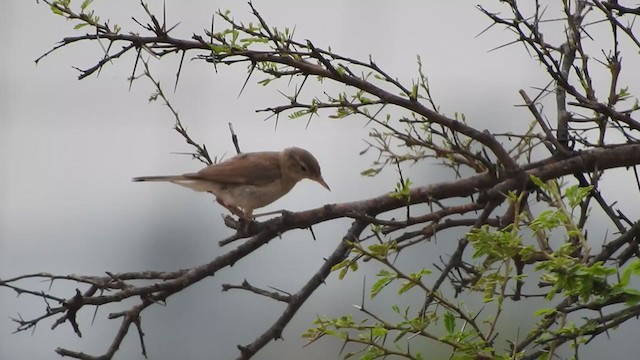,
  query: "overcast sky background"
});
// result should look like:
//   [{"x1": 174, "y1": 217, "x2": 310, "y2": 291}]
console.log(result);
[{"x1": 2, "y1": 1, "x2": 639, "y2": 359}]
